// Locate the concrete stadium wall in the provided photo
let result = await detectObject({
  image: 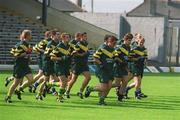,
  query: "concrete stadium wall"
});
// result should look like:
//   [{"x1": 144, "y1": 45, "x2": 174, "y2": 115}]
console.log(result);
[
  {"x1": 71, "y1": 12, "x2": 121, "y2": 35},
  {"x1": 0, "y1": 0, "x2": 116, "y2": 48},
  {"x1": 128, "y1": 0, "x2": 180, "y2": 19},
  {"x1": 69, "y1": 12, "x2": 169, "y2": 64},
  {"x1": 47, "y1": 8, "x2": 117, "y2": 47},
  {"x1": 121, "y1": 16, "x2": 168, "y2": 64}
]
